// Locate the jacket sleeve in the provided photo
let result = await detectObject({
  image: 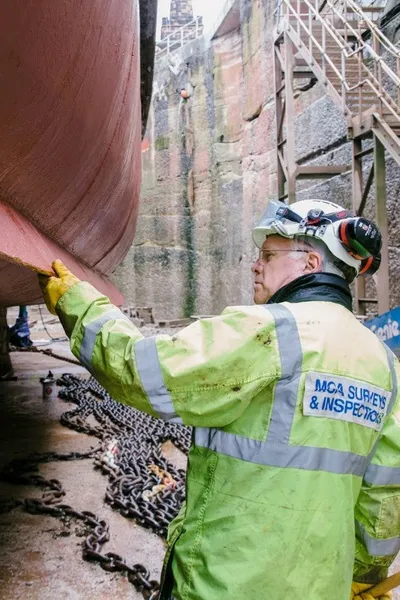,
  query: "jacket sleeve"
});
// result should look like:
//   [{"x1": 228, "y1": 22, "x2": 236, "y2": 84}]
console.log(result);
[
  {"x1": 56, "y1": 281, "x2": 278, "y2": 428},
  {"x1": 353, "y1": 352, "x2": 400, "y2": 583}
]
